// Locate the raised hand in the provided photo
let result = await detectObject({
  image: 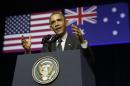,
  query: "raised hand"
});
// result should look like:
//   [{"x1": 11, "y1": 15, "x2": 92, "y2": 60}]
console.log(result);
[
  {"x1": 21, "y1": 34, "x2": 31, "y2": 53},
  {"x1": 71, "y1": 24, "x2": 85, "y2": 43}
]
